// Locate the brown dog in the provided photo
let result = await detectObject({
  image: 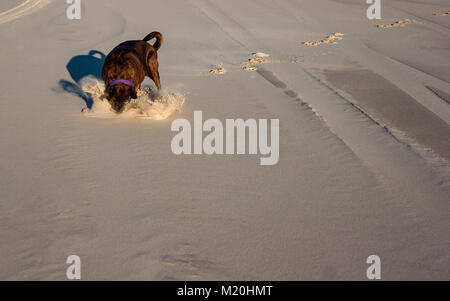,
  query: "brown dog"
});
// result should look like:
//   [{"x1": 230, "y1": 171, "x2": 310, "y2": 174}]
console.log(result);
[{"x1": 102, "y1": 32, "x2": 163, "y2": 112}]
